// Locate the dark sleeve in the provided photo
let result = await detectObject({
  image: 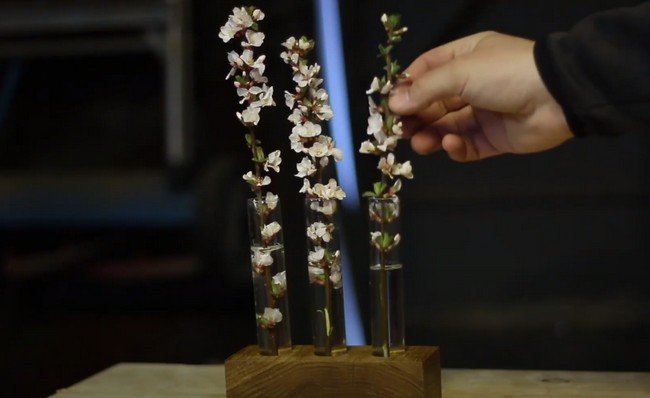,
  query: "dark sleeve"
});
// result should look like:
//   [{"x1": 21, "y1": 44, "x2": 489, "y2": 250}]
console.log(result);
[{"x1": 533, "y1": 2, "x2": 650, "y2": 137}]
